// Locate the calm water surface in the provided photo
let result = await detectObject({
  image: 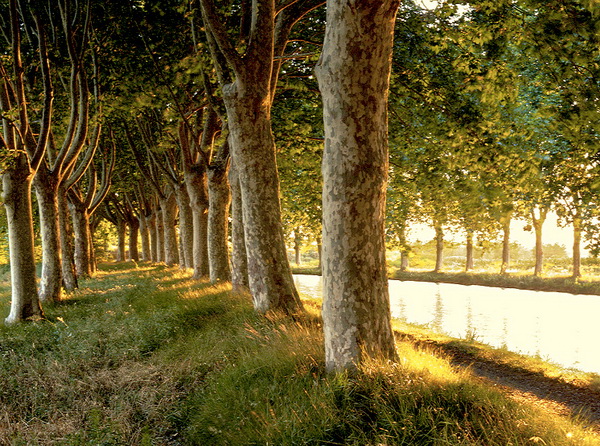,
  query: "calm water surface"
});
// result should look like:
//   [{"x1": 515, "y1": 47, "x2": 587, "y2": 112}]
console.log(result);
[{"x1": 293, "y1": 274, "x2": 600, "y2": 374}]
